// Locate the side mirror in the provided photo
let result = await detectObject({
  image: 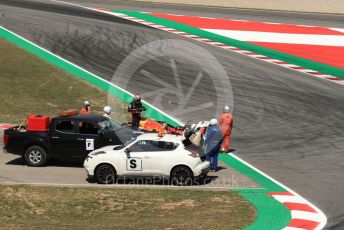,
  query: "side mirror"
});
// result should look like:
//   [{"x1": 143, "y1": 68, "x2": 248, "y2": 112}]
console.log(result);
[
  {"x1": 98, "y1": 130, "x2": 104, "y2": 136},
  {"x1": 124, "y1": 148, "x2": 130, "y2": 154}
]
